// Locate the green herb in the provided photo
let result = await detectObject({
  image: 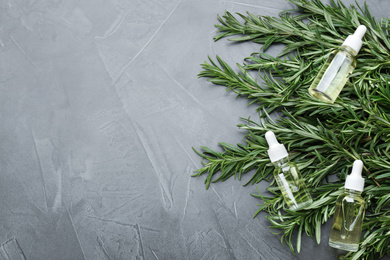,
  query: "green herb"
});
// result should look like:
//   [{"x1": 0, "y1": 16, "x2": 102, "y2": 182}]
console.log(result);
[{"x1": 193, "y1": 0, "x2": 390, "y2": 259}]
